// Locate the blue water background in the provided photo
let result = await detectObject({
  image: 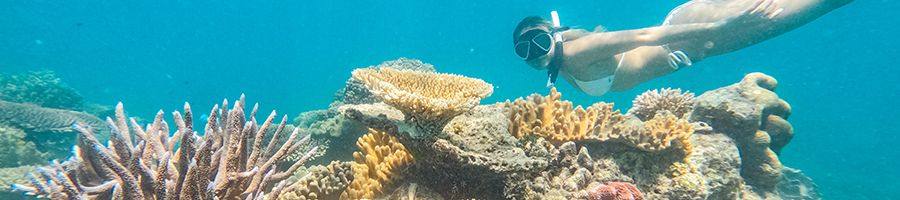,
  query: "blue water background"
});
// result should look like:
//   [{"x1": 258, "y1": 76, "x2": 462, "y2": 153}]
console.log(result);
[{"x1": 1, "y1": 0, "x2": 897, "y2": 199}]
